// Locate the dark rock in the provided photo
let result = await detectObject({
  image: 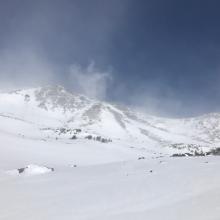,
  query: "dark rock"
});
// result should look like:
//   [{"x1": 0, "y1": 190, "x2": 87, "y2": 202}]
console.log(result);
[
  {"x1": 138, "y1": 157, "x2": 145, "y2": 160},
  {"x1": 172, "y1": 154, "x2": 186, "y2": 157},
  {"x1": 17, "y1": 168, "x2": 25, "y2": 174},
  {"x1": 208, "y1": 147, "x2": 220, "y2": 155},
  {"x1": 71, "y1": 135, "x2": 77, "y2": 140},
  {"x1": 85, "y1": 135, "x2": 93, "y2": 140}
]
